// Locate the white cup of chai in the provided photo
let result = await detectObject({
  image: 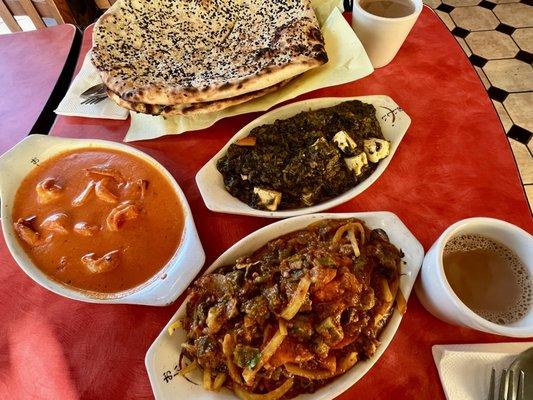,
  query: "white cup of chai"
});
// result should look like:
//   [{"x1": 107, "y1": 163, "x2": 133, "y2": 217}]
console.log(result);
[
  {"x1": 352, "y1": 0, "x2": 423, "y2": 68},
  {"x1": 416, "y1": 218, "x2": 533, "y2": 338}
]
